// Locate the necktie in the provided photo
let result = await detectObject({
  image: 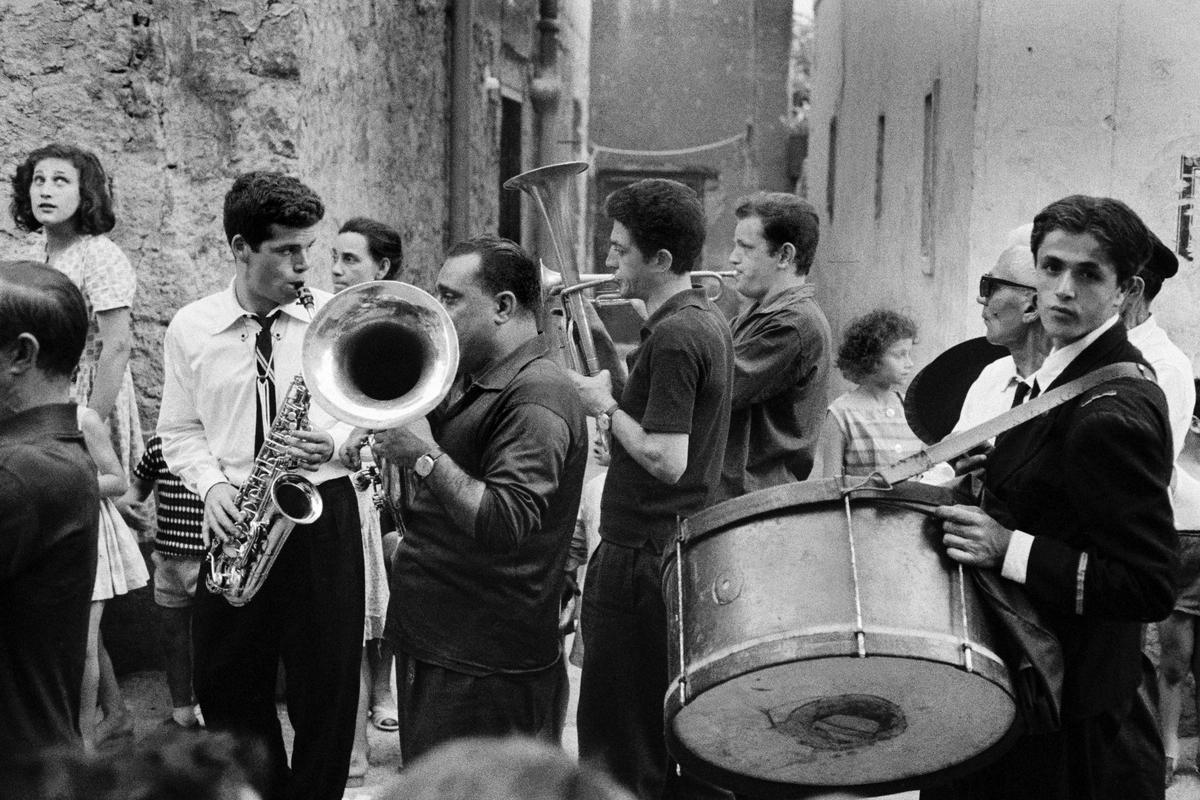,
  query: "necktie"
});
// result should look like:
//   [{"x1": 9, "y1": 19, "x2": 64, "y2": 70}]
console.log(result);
[
  {"x1": 253, "y1": 312, "x2": 280, "y2": 454},
  {"x1": 1028, "y1": 380, "x2": 1041, "y2": 401},
  {"x1": 1011, "y1": 381, "x2": 1030, "y2": 408}
]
